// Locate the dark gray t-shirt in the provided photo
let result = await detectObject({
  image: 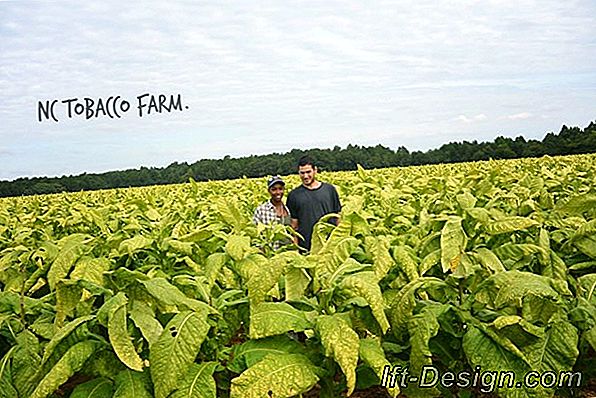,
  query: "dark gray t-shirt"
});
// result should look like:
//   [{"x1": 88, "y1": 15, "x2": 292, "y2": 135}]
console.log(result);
[{"x1": 286, "y1": 182, "x2": 341, "y2": 251}]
